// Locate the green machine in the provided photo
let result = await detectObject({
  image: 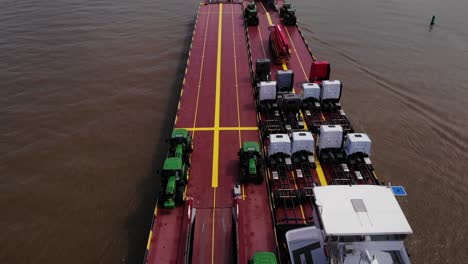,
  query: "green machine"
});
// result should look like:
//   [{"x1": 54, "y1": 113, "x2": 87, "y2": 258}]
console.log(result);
[
  {"x1": 238, "y1": 141, "x2": 264, "y2": 184},
  {"x1": 161, "y1": 157, "x2": 188, "y2": 208},
  {"x1": 249, "y1": 252, "x2": 278, "y2": 264},
  {"x1": 279, "y1": 3, "x2": 297, "y2": 26},
  {"x1": 169, "y1": 128, "x2": 192, "y2": 166},
  {"x1": 244, "y1": 1, "x2": 259, "y2": 26}
]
